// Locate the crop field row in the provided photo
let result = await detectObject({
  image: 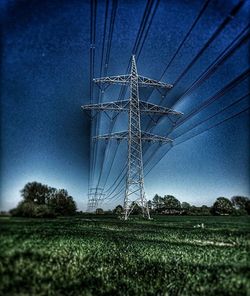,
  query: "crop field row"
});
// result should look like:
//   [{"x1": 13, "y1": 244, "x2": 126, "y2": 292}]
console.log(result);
[{"x1": 0, "y1": 215, "x2": 249, "y2": 295}]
